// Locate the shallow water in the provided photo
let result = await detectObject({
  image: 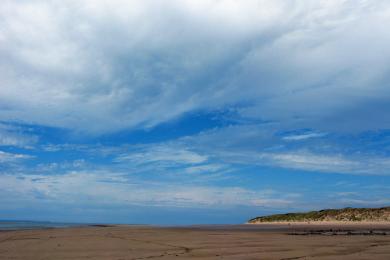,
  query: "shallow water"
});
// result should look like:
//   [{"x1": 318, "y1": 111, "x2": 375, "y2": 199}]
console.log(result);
[{"x1": 0, "y1": 220, "x2": 82, "y2": 230}]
